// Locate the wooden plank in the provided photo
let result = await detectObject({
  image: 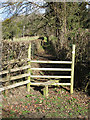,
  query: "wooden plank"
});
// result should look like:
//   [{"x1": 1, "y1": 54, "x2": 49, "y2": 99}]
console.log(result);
[
  {"x1": 0, "y1": 65, "x2": 30, "y2": 75},
  {"x1": 0, "y1": 81, "x2": 71, "y2": 92},
  {"x1": 0, "y1": 70, "x2": 8, "y2": 75},
  {"x1": 2, "y1": 59, "x2": 72, "y2": 65},
  {"x1": 30, "y1": 82, "x2": 71, "y2": 86},
  {"x1": 70, "y1": 44, "x2": 75, "y2": 94},
  {"x1": 0, "y1": 67, "x2": 71, "y2": 76},
  {"x1": 31, "y1": 68, "x2": 71, "y2": 71},
  {"x1": 27, "y1": 43, "x2": 31, "y2": 92},
  {"x1": 10, "y1": 73, "x2": 29, "y2": 81},
  {"x1": 44, "y1": 85, "x2": 48, "y2": 97},
  {"x1": 5, "y1": 65, "x2": 10, "y2": 95},
  {"x1": 0, "y1": 80, "x2": 30, "y2": 92},
  {"x1": 11, "y1": 65, "x2": 30, "y2": 72},
  {"x1": 31, "y1": 81, "x2": 55, "y2": 86},
  {"x1": 31, "y1": 75, "x2": 71, "y2": 78},
  {"x1": 3, "y1": 58, "x2": 28, "y2": 65},
  {"x1": 31, "y1": 60, "x2": 72, "y2": 64},
  {"x1": 44, "y1": 81, "x2": 55, "y2": 85},
  {"x1": 0, "y1": 73, "x2": 30, "y2": 82}
]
